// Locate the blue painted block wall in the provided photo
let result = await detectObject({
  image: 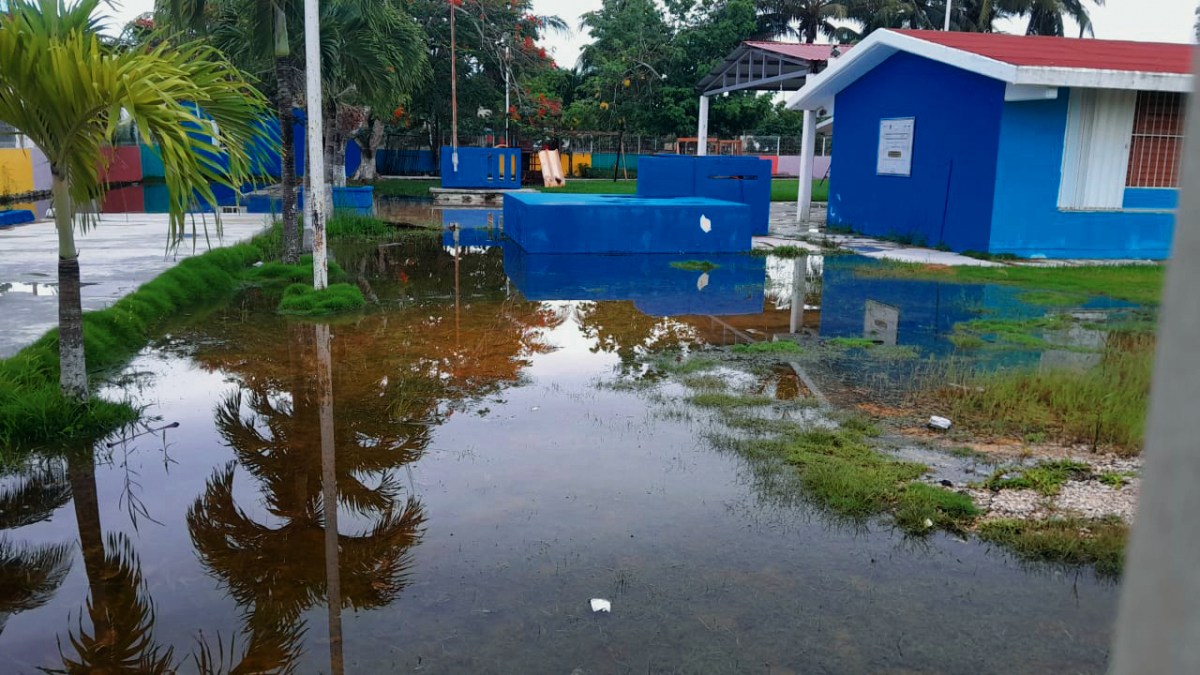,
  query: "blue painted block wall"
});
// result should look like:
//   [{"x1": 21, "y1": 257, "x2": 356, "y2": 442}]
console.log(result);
[
  {"x1": 504, "y1": 193, "x2": 752, "y2": 254},
  {"x1": 503, "y1": 245, "x2": 766, "y2": 317},
  {"x1": 441, "y1": 147, "x2": 521, "y2": 189},
  {"x1": 990, "y1": 90, "x2": 1176, "y2": 259},
  {"x1": 829, "y1": 52, "x2": 1006, "y2": 251},
  {"x1": 637, "y1": 155, "x2": 773, "y2": 235}
]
